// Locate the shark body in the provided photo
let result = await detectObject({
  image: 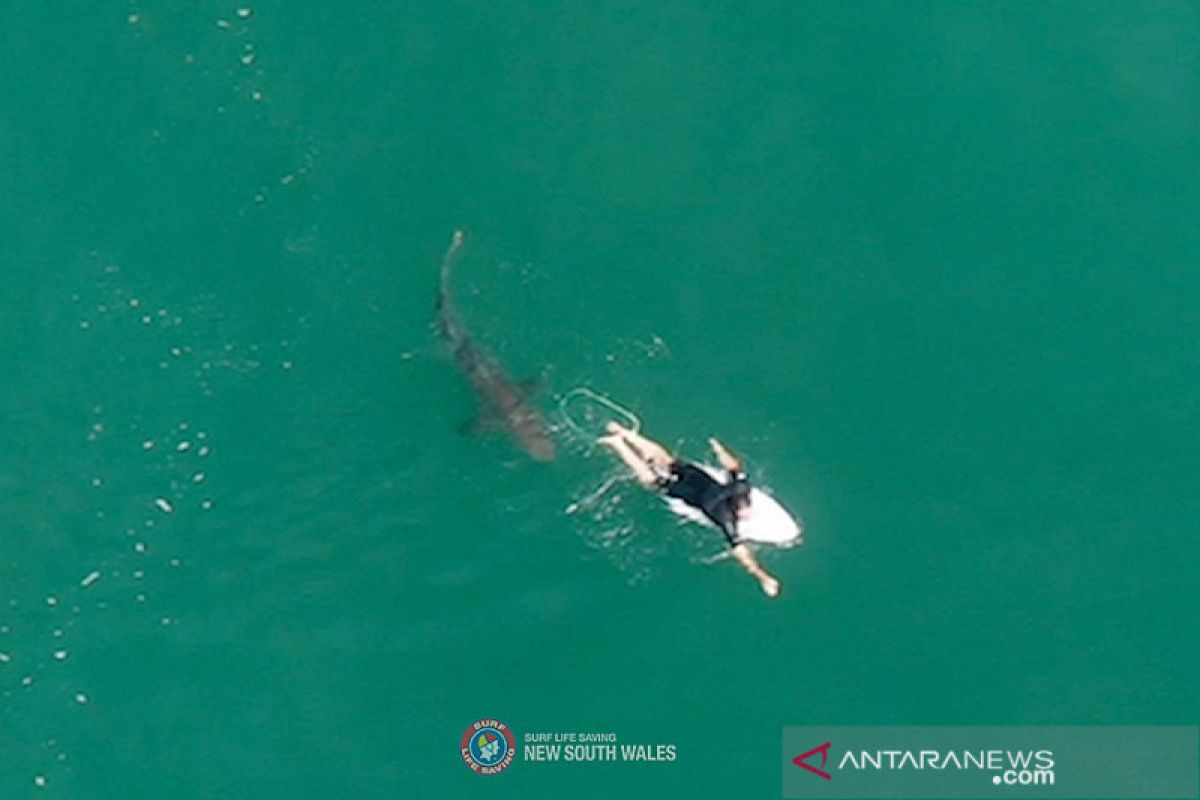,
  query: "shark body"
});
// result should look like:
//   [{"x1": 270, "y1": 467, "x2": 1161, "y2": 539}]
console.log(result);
[{"x1": 435, "y1": 231, "x2": 556, "y2": 462}]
